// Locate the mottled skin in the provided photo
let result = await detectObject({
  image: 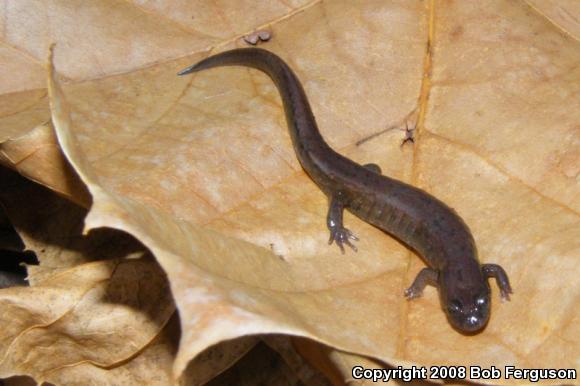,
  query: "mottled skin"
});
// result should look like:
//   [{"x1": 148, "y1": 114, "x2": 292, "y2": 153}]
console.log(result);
[{"x1": 179, "y1": 48, "x2": 512, "y2": 333}]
